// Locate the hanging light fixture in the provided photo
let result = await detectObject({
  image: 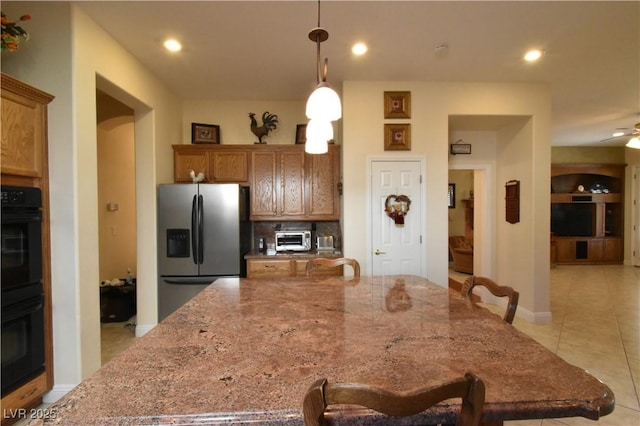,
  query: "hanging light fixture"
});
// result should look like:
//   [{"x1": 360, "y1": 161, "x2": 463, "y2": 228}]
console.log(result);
[
  {"x1": 306, "y1": 0, "x2": 341, "y2": 121},
  {"x1": 305, "y1": 119, "x2": 333, "y2": 154}
]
